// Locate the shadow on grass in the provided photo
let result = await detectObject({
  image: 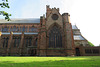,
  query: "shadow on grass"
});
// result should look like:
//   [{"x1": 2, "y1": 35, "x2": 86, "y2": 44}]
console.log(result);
[{"x1": 0, "y1": 59, "x2": 100, "y2": 67}]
